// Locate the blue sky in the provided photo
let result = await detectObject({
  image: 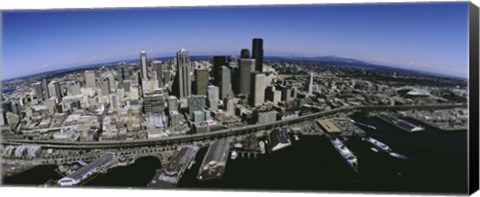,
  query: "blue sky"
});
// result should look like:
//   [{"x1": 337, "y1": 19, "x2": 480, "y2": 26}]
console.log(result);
[{"x1": 2, "y1": 2, "x2": 469, "y2": 79}]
